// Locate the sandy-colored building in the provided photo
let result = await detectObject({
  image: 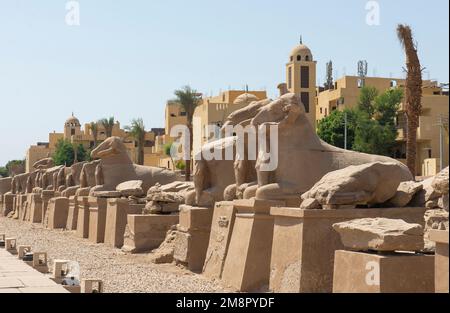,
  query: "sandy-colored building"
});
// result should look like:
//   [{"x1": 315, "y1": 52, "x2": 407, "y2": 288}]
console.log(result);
[
  {"x1": 26, "y1": 115, "x2": 163, "y2": 172},
  {"x1": 316, "y1": 76, "x2": 449, "y2": 175}
]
